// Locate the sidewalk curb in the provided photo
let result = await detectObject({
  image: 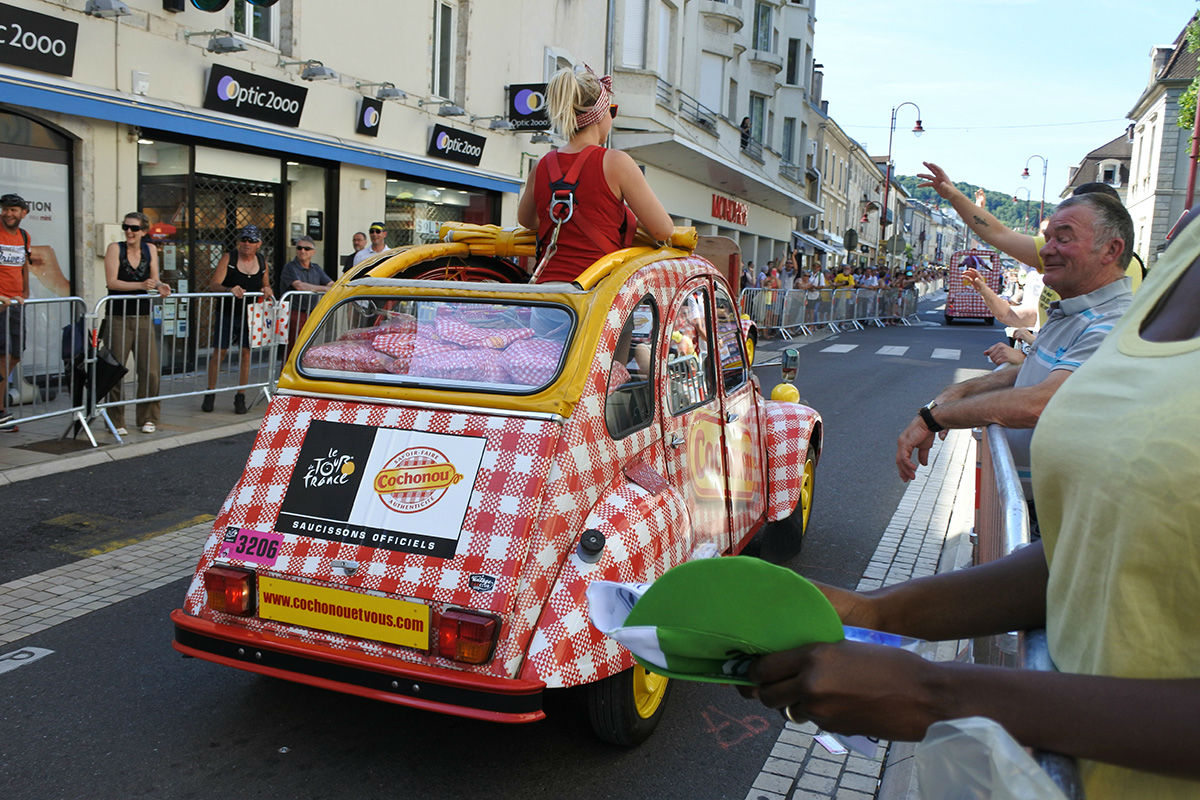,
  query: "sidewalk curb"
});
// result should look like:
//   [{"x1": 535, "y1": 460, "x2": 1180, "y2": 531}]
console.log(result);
[{"x1": 0, "y1": 419, "x2": 261, "y2": 487}]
